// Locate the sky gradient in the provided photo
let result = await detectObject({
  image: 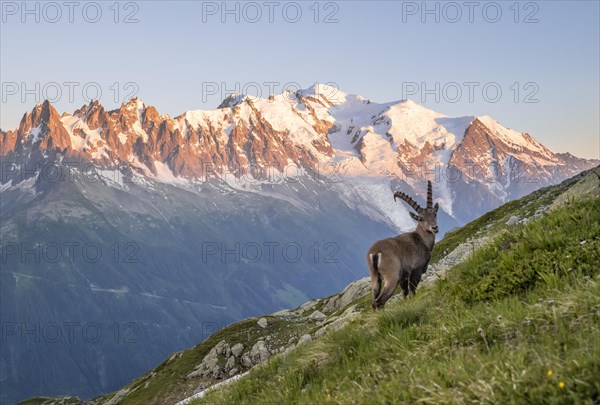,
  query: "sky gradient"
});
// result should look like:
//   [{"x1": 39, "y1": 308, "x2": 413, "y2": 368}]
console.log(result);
[{"x1": 1, "y1": 0, "x2": 598, "y2": 159}]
